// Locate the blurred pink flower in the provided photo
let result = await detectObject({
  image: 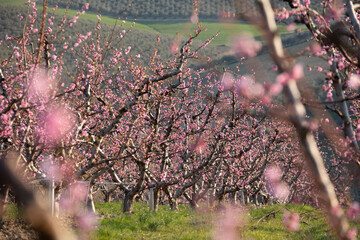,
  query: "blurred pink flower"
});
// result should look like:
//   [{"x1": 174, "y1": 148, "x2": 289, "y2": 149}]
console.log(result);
[
  {"x1": 41, "y1": 160, "x2": 62, "y2": 181},
  {"x1": 190, "y1": 13, "x2": 198, "y2": 23},
  {"x1": 269, "y1": 82, "x2": 283, "y2": 95},
  {"x1": 170, "y1": 41, "x2": 179, "y2": 54},
  {"x1": 272, "y1": 182, "x2": 290, "y2": 201},
  {"x1": 40, "y1": 106, "x2": 75, "y2": 144},
  {"x1": 347, "y1": 202, "x2": 360, "y2": 220},
  {"x1": 230, "y1": 33, "x2": 262, "y2": 59},
  {"x1": 78, "y1": 212, "x2": 98, "y2": 231},
  {"x1": 191, "y1": 137, "x2": 207, "y2": 154},
  {"x1": 70, "y1": 182, "x2": 89, "y2": 202},
  {"x1": 29, "y1": 68, "x2": 54, "y2": 100},
  {"x1": 348, "y1": 74, "x2": 360, "y2": 90},
  {"x1": 213, "y1": 206, "x2": 243, "y2": 240},
  {"x1": 282, "y1": 212, "x2": 300, "y2": 232},
  {"x1": 347, "y1": 228, "x2": 358, "y2": 239},
  {"x1": 286, "y1": 23, "x2": 296, "y2": 32},
  {"x1": 221, "y1": 72, "x2": 235, "y2": 91},
  {"x1": 235, "y1": 75, "x2": 252, "y2": 97},
  {"x1": 311, "y1": 43, "x2": 322, "y2": 55},
  {"x1": 265, "y1": 166, "x2": 290, "y2": 202},
  {"x1": 265, "y1": 165, "x2": 282, "y2": 183},
  {"x1": 276, "y1": 72, "x2": 290, "y2": 85},
  {"x1": 290, "y1": 64, "x2": 304, "y2": 80}
]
